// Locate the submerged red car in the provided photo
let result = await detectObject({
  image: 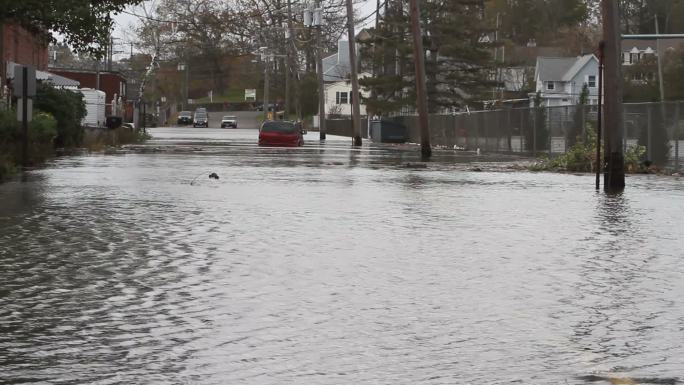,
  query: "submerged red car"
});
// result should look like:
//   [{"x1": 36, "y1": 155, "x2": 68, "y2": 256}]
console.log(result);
[{"x1": 258, "y1": 121, "x2": 304, "y2": 147}]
